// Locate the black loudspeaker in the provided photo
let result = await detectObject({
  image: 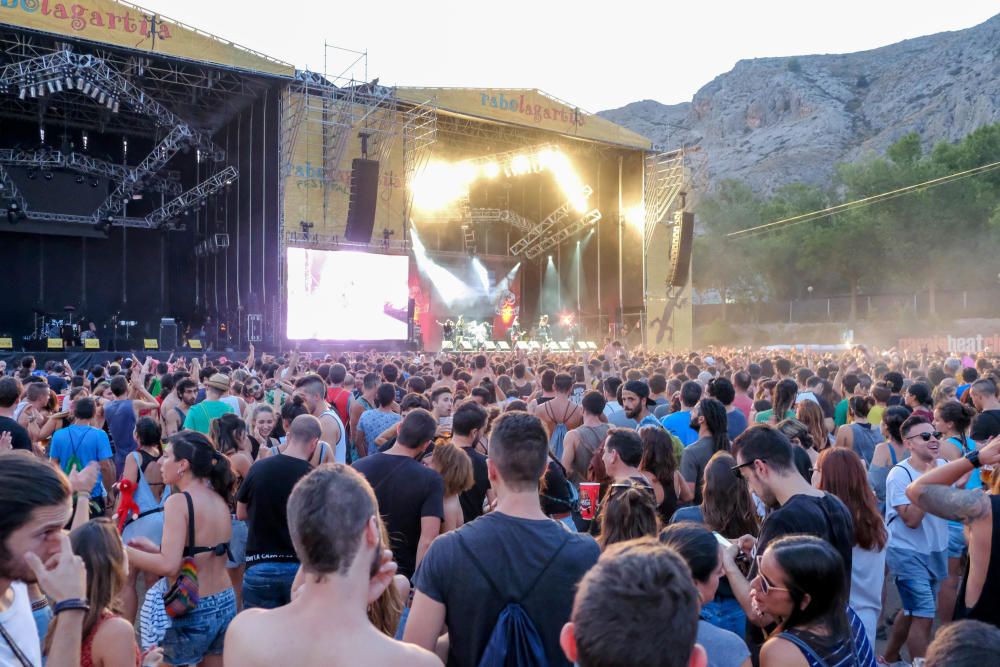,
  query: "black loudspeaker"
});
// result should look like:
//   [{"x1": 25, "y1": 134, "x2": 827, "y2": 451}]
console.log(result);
[
  {"x1": 344, "y1": 159, "x2": 380, "y2": 243},
  {"x1": 668, "y1": 211, "x2": 694, "y2": 287},
  {"x1": 159, "y1": 318, "x2": 178, "y2": 350}
]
